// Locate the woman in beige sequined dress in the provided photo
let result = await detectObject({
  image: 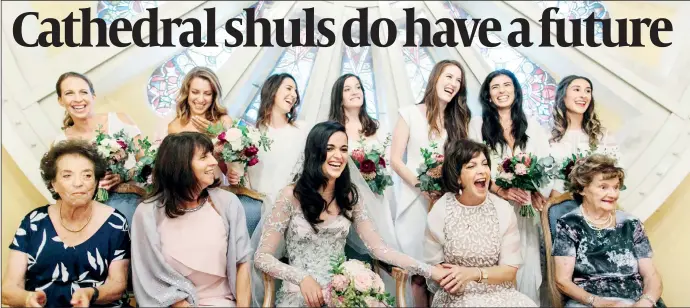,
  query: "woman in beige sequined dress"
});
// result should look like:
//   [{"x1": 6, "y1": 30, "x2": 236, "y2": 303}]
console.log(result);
[{"x1": 424, "y1": 139, "x2": 536, "y2": 307}]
